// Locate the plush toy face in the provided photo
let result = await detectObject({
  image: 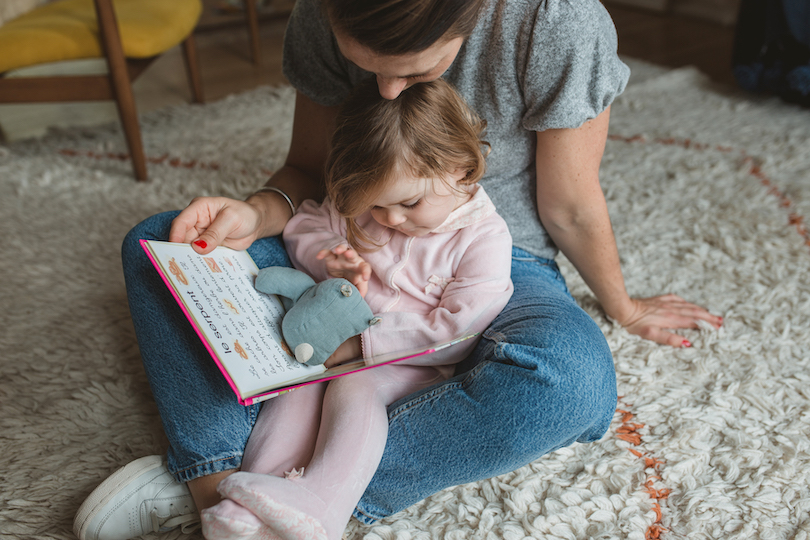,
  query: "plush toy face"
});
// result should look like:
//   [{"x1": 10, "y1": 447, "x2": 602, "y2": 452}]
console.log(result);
[{"x1": 255, "y1": 267, "x2": 376, "y2": 366}]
